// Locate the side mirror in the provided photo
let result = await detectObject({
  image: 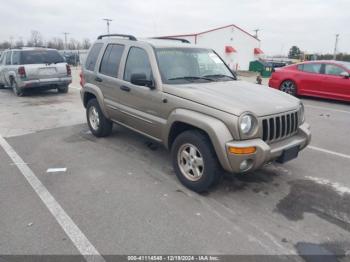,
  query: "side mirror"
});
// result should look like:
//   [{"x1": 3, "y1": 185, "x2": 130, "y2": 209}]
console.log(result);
[
  {"x1": 130, "y1": 73, "x2": 154, "y2": 89},
  {"x1": 340, "y1": 71, "x2": 349, "y2": 79}
]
